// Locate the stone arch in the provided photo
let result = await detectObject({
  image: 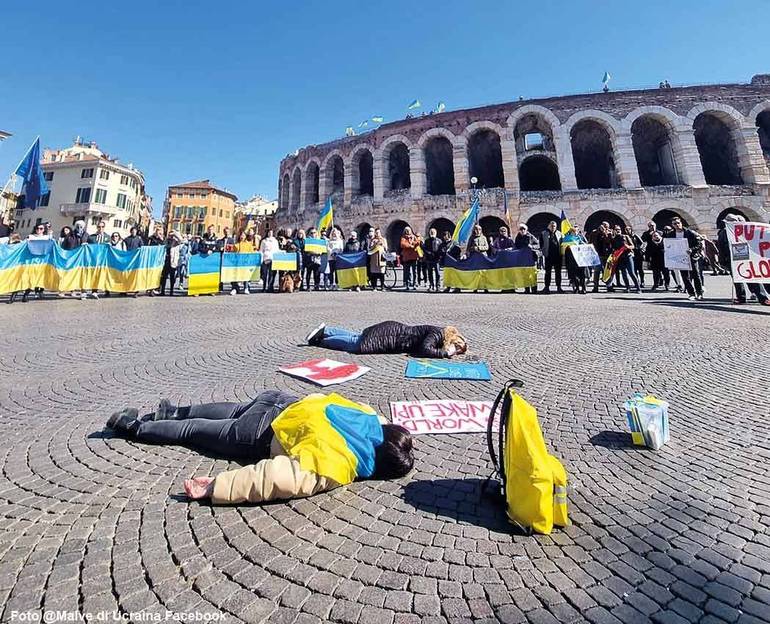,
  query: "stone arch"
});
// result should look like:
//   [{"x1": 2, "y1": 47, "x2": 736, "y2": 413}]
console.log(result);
[
  {"x1": 686, "y1": 102, "x2": 747, "y2": 128},
  {"x1": 417, "y1": 127, "x2": 457, "y2": 148},
  {"x1": 526, "y1": 211, "x2": 560, "y2": 240},
  {"x1": 564, "y1": 109, "x2": 622, "y2": 135},
  {"x1": 519, "y1": 155, "x2": 561, "y2": 191},
  {"x1": 281, "y1": 173, "x2": 290, "y2": 212},
  {"x1": 304, "y1": 160, "x2": 320, "y2": 206},
  {"x1": 652, "y1": 209, "x2": 690, "y2": 230},
  {"x1": 747, "y1": 101, "x2": 770, "y2": 126},
  {"x1": 355, "y1": 221, "x2": 373, "y2": 241},
  {"x1": 584, "y1": 210, "x2": 628, "y2": 234},
  {"x1": 423, "y1": 134, "x2": 456, "y2": 196},
  {"x1": 715, "y1": 207, "x2": 750, "y2": 230},
  {"x1": 692, "y1": 111, "x2": 744, "y2": 185},
  {"x1": 290, "y1": 167, "x2": 302, "y2": 212},
  {"x1": 753, "y1": 104, "x2": 770, "y2": 166},
  {"x1": 630, "y1": 113, "x2": 681, "y2": 186},
  {"x1": 710, "y1": 203, "x2": 765, "y2": 228},
  {"x1": 350, "y1": 145, "x2": 374, "y2": 197},
  {"x1": 569, "y1": 118, "x2": 620, "y2": 189},
  {"x1": 322, "y1": 152, "x2": 345, "y2": 196},
  {"x1": 511, "y1": 108, "x2": 560, "y2": 184},
  {"x1": 507, "y1": 105, "x2": 561, "y2": 133},
  {"x1": 386, "y1": 219, "x2": 411, "y2": 253},
  {"x1": 479, "y1": 215, "x2": 508, "y2": 238},
  {"x1": 427, "y1": 217, "x2": 455, "y2": 238},
  {"x1": 465, "y1": 124, "x2": 504, "y2": 189},
  {"x1": 381, "y1": 137, "x2": 412, "y2": 192}
]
